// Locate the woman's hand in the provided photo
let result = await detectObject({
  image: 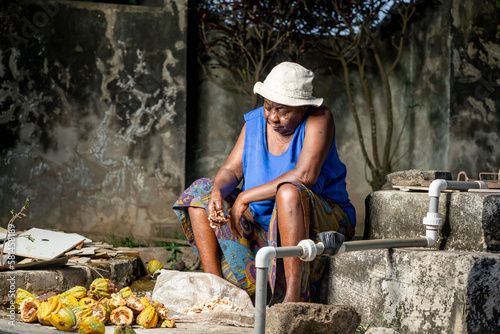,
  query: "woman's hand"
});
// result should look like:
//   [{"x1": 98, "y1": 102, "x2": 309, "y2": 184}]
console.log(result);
[
  {"x1": 228, "y1": 196, "x2": 248, "y2": 239},
  {"x1": 207, "y1": 195, "x2": 229, "y2": 227}
]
